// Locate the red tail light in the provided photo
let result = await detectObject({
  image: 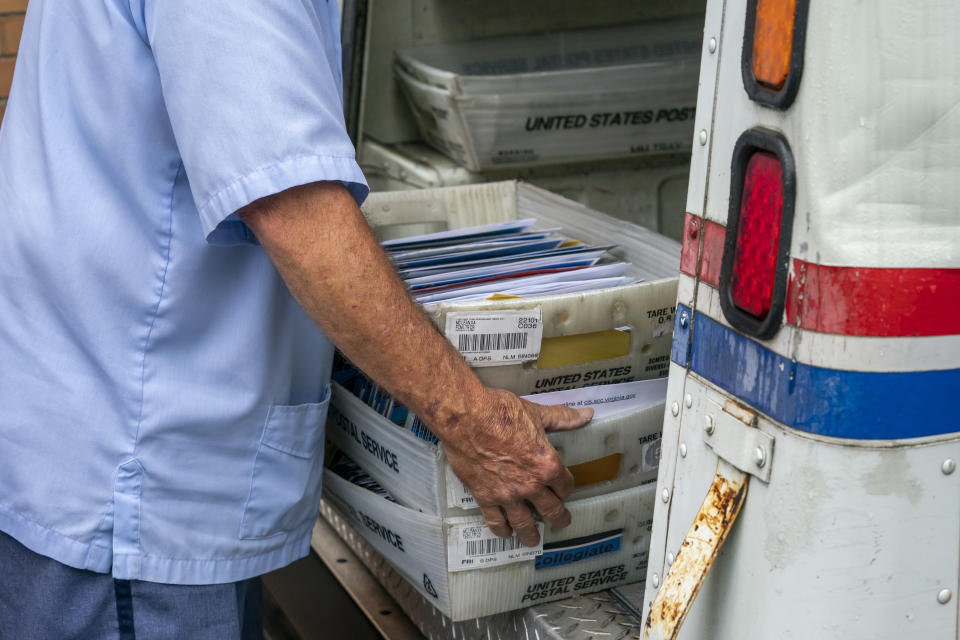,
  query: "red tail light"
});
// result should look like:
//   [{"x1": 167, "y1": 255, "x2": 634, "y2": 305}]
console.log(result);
[
  {"x1": 720, "y1": 129, "x2": 795, "y2": 339},
  {"x1": 730, "y1": 151, "x2": 783, "y2": 319}
]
